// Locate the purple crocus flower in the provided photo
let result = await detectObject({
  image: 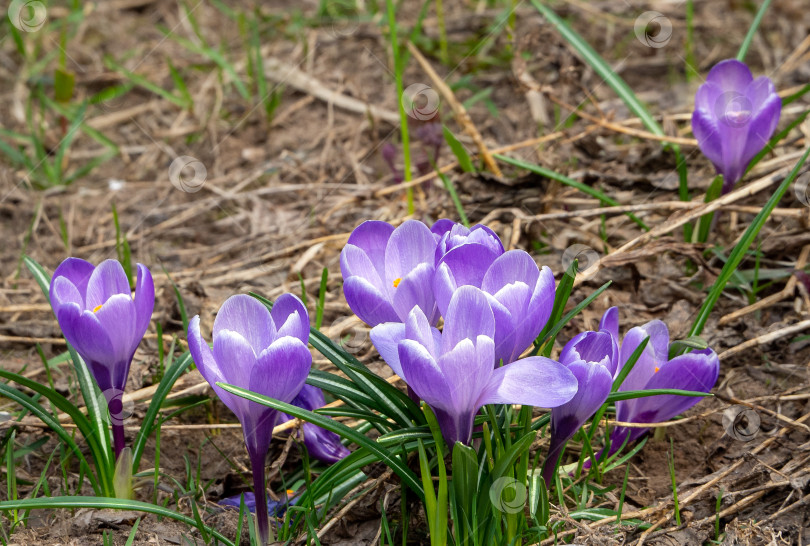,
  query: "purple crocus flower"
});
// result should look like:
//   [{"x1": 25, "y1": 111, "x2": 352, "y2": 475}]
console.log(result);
[
  {"x1": 692, "y1": 59, "x2": 781, "y2": 193},
  {"x1": 434, "y1": 248, "x2": 555, "y2": 365},
  {"x1": 49, "y1": 258, "x2": 154, "y2": 459},
  {"x1": 370, "y1": 286, "x2": 577, "y2": 446},
  {"x1": 430, "y1": 219, "x2": 505, "y2": 264},
  {"x1": 542, "y1": 326, "x2": 618, "y2": 485},
  {"x1": 188, "y1": 294, "x2": 311, "y2": 544},
  {"x1": 340, "y1": 220, "x2": 440, "y2": 326},
  {"x1": 609, "y1": 318, "x2": 719, "y2": 451},
  {"x1": 218, "y1": 490, "x2": 297, "y2": 517},
  {"x1": 280, "y1": 385, "x2": 351, "y2": 464}
]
